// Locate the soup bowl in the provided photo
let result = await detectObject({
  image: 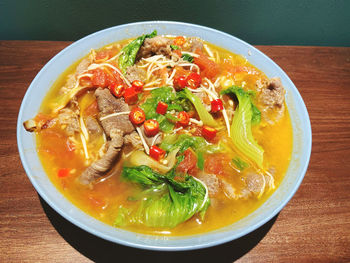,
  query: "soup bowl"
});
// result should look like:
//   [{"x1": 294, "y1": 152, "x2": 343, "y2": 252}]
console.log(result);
[{"x1": 17, "y1": 21, "x2": 311, "y2": 251}]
